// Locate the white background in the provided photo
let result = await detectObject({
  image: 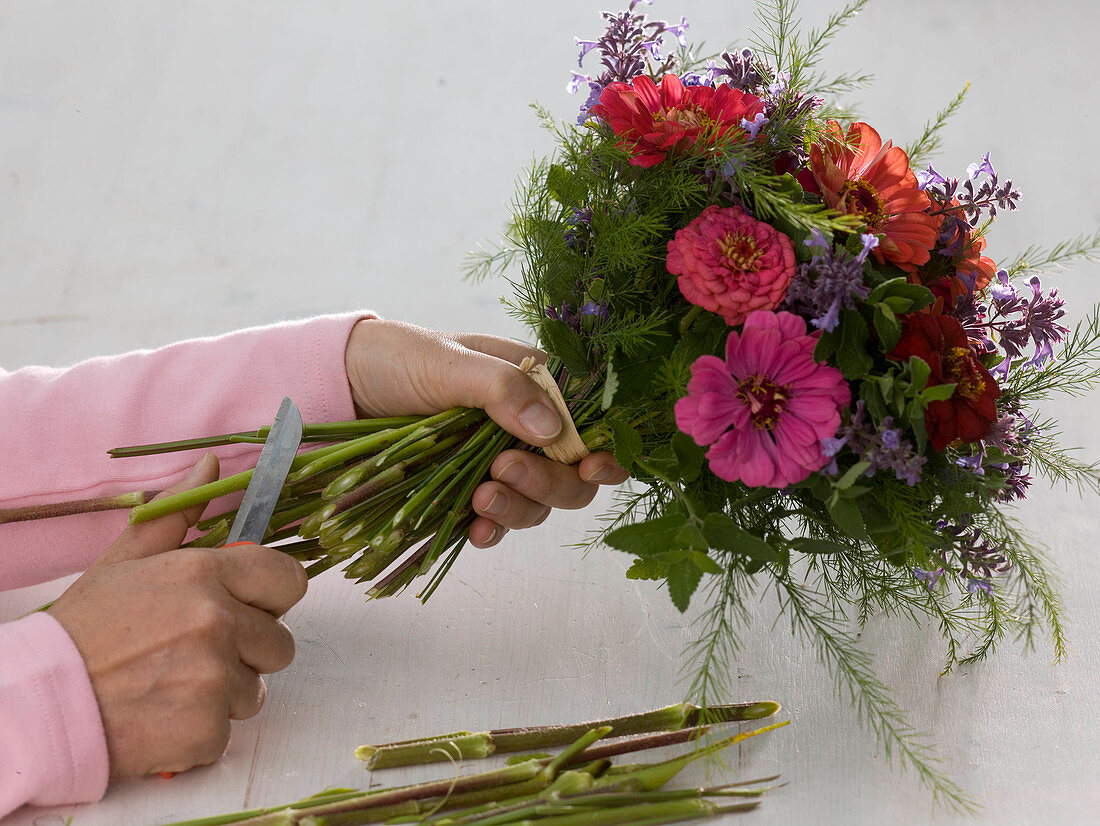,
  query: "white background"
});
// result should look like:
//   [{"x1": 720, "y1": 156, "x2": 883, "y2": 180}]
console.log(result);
[{"x1": 2, "y1": 1, "x2": 1098, "y2": 824}]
